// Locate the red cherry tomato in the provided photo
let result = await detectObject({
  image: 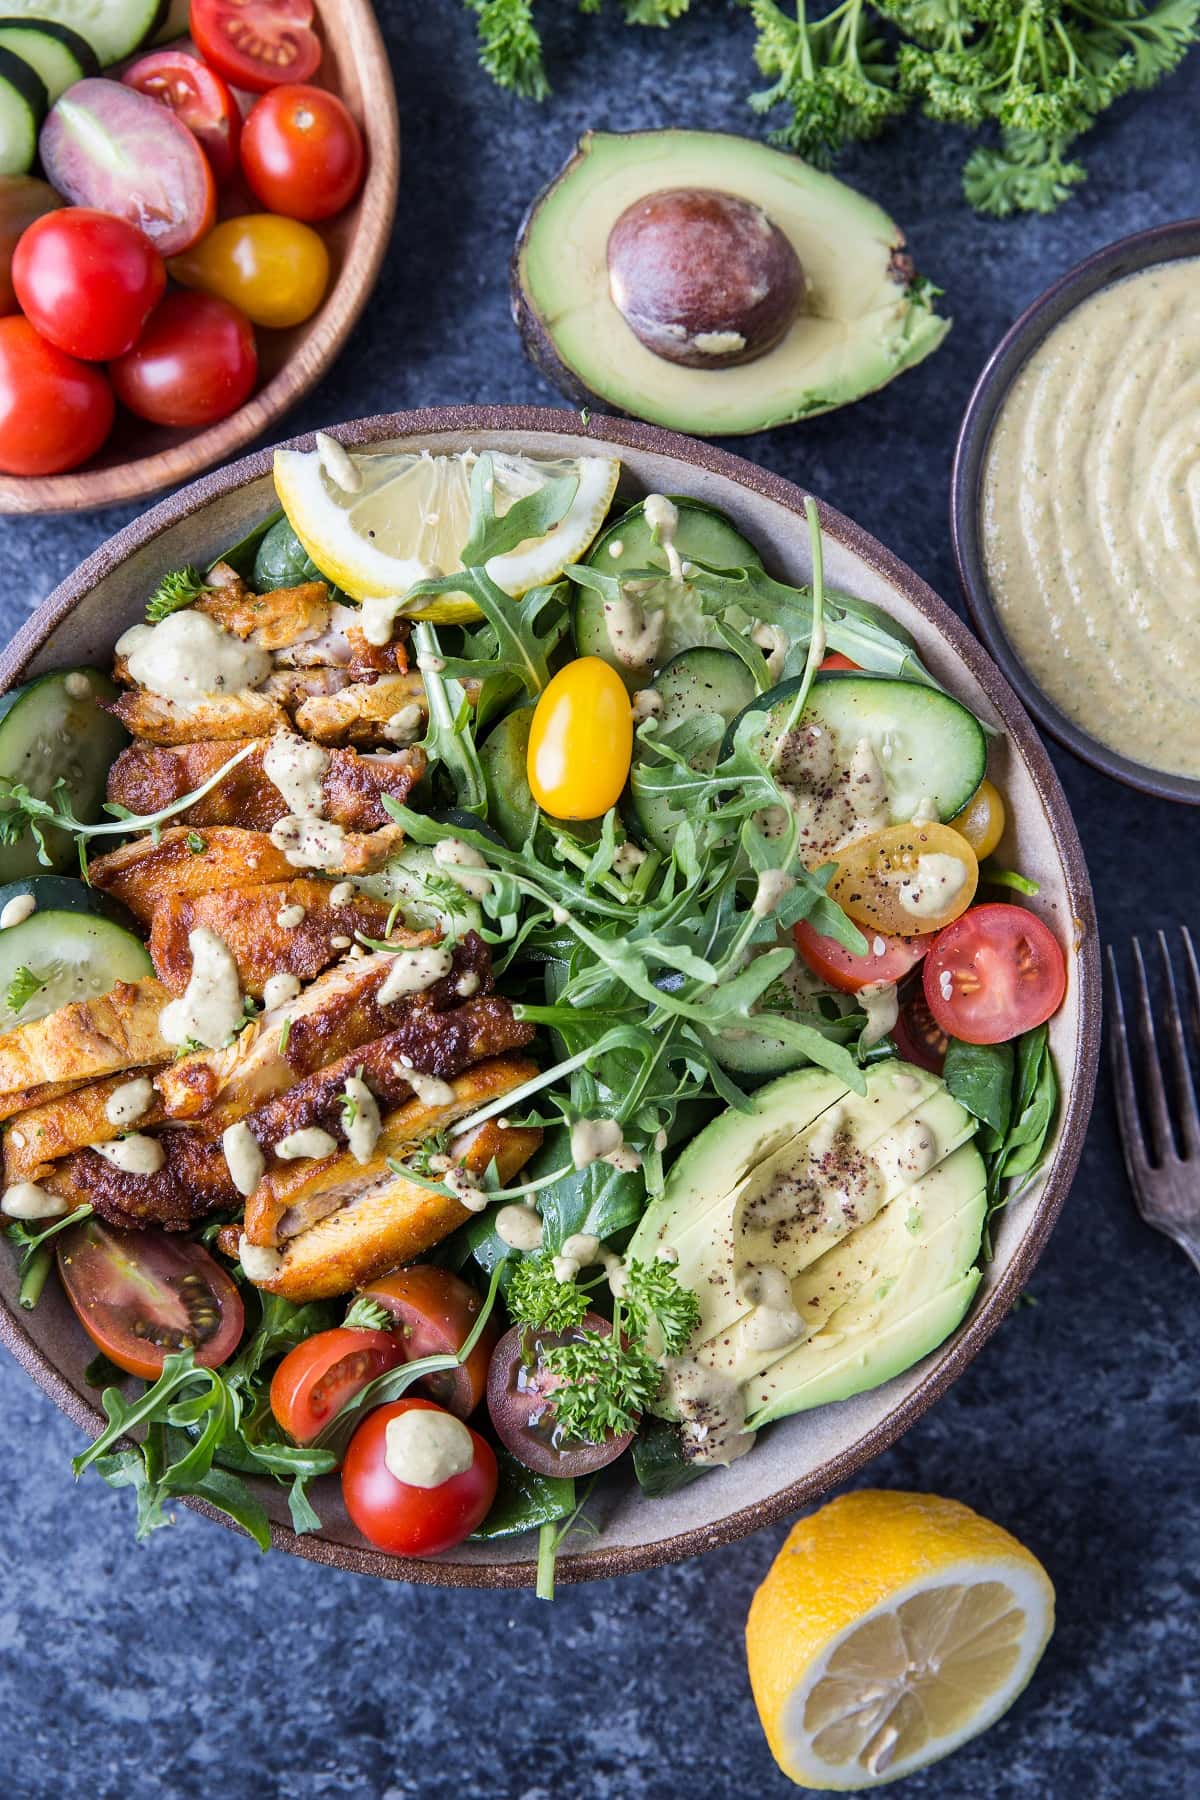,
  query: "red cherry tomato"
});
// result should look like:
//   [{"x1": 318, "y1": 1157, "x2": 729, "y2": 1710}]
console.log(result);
[
  {"x1": 341, "y1": 1398, "x2": 498, "y2": 1557},
  {"x1": 269, "y1": 1325, "x2": 406, "y2": 1444},
  {"x1": 12, "y1": 210, "x2": 165, "y2": 362},
  {"x1": 820, "y1": 652, "x2": 860, "y2": 672},
  {"x1": 56, "y1": 1216, "x2": 243, "y2": 1381},
  {"x1": 191, "y1": 0, "x2": 322, "y2": 94},
  {"x1": 892, "y1": 991, "x2": 950, "y2": 1074},
  {"x1": 923, "y1": 903, "x2": 1067, "y2": 1046},
  {"x1": 122, "y1": 49, "x2": 242, "y2": 185},
  {"x1": 0, "y1": 317, "x2": 113, "y2": 476},
  {"x1": 241, "y1": 83, "x2": 365, "y2": 221},
  {"x1": 361, "y1": 1266, "x2": 497, "y2": 1418},
  {"x1": 110, "y1": 291, "x2": 257, "y2": 429},
  {"x1": 793, "y1": 918, "x2": 925, "y2": 994}
]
